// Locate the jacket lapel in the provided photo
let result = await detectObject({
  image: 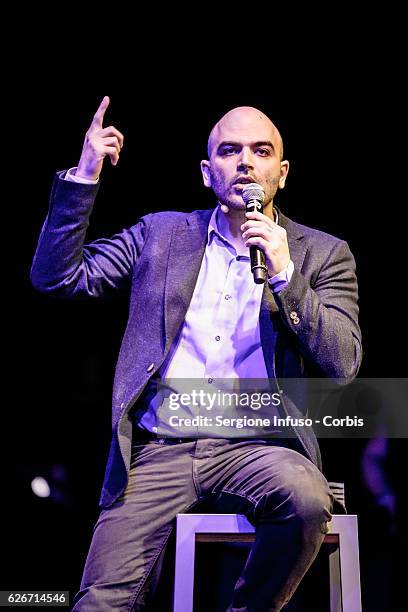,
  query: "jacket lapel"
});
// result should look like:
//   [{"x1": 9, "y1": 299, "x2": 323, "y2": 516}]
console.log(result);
[
  {"x1": 277, "y1": 208, "x2": 307, "y2": 269},
  {"x1": 260, "y1": 208, "x2": 307, "y2": 377},
  {"x1": 164, "y1": 209, "x2": 213, "y2": 352}
]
